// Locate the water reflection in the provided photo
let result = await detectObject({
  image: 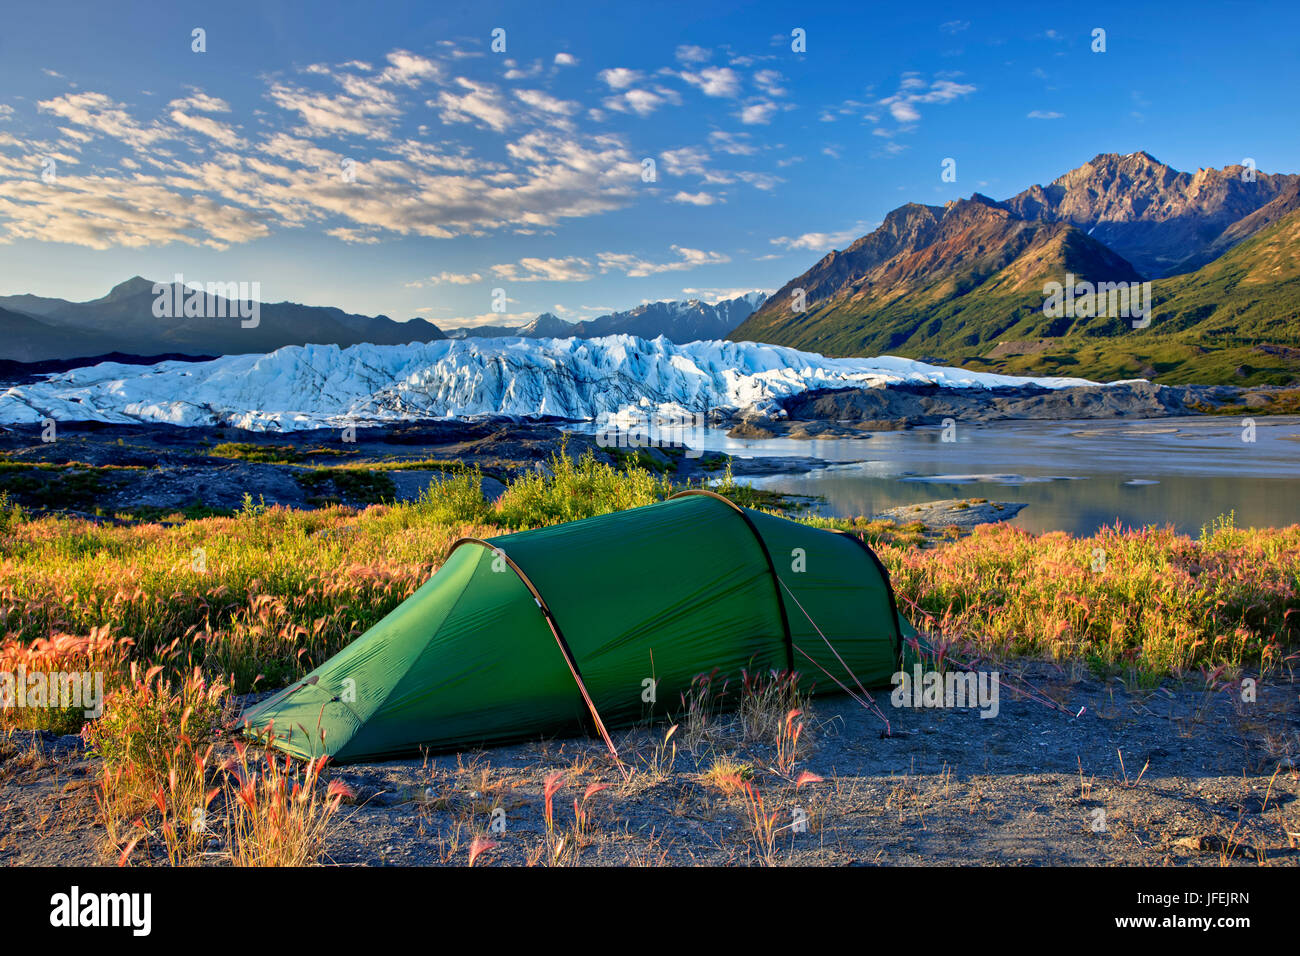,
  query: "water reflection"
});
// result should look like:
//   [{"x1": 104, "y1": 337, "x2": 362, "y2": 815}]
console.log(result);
[{"x1": 572, "y1": 415, "x2": 1300, "y2": 535}]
